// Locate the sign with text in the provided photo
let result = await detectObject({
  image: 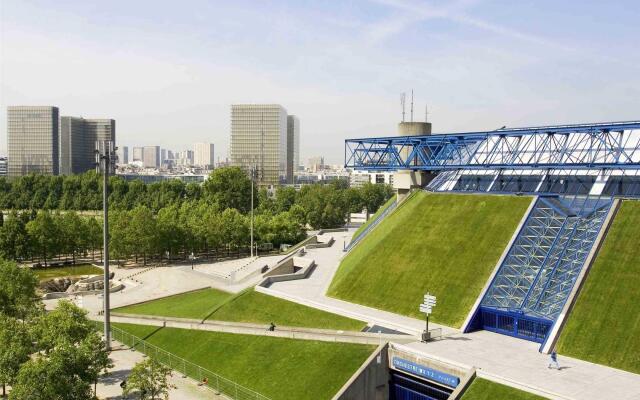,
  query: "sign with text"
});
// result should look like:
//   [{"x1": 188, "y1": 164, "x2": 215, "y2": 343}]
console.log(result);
[{"x1": 392, "y1": 357, "x2": 460, "y2": 388}]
